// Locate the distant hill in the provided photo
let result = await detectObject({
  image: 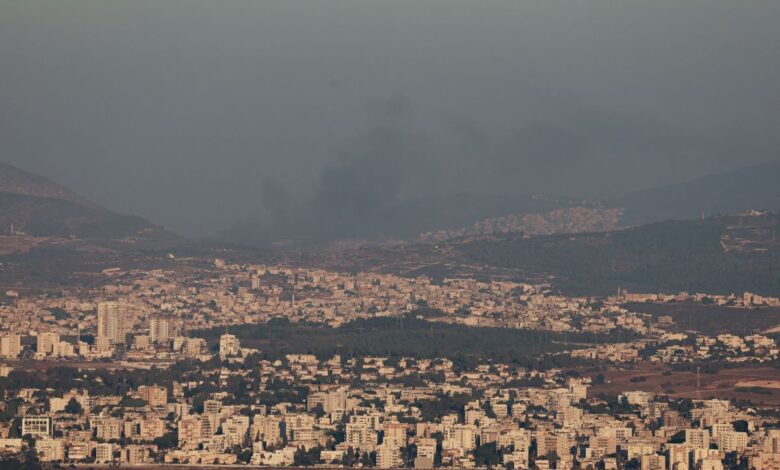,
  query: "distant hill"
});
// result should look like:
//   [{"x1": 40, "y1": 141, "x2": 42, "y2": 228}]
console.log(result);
[
  {"x1": 0, "y1": 162, "x2": 156, "y2": 238},
  {"x1": 455, "y1": 211, "x2": 780, "y2": 296},
  {"x1": 223, "y1": 192, "x2": 591, "y2": 248},
  {"x1": 405, "y1": 161, "x2": 780, "y2": 245},
  {"x1": 303, "y1": 211, "x2": 780, "y2": 297},
  {"x1": 613, "y1": 160, "x2": 780, "y2": 225},
  {"x1": 0, "y1": 162, "x2": 96, "y2": 208}
]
